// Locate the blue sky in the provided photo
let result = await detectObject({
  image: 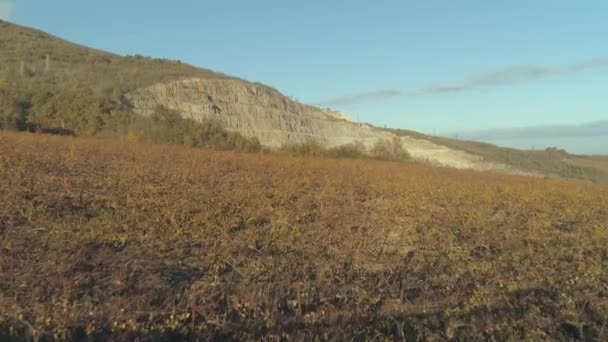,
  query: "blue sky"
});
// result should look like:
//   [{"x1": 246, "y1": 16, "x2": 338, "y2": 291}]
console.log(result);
[{"x1": 3, "y1": 0, "x2": 608, "y2": 152}]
